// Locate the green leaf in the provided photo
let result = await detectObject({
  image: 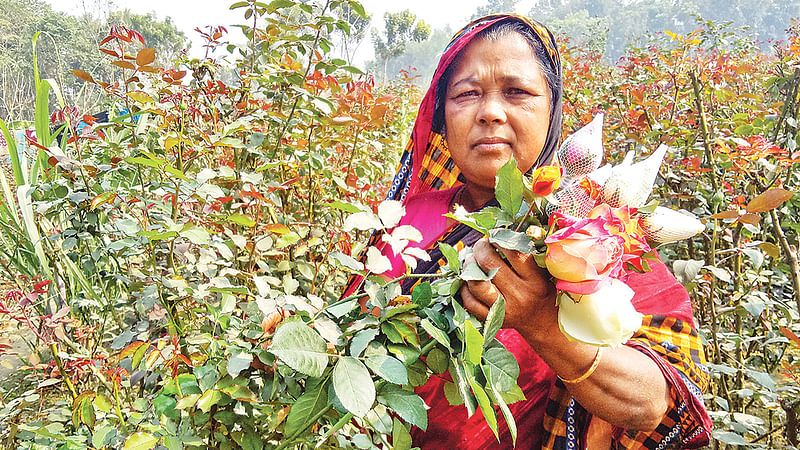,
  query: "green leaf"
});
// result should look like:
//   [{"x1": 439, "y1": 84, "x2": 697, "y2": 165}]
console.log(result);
[
  {"x1": 384, "y1": 319, "x2": 419, "y2": 347},
  {"x1": 350, "y1": 328, "x2": 379, "y2": 357},
  {"x1": 483, "y1": 296, "x2": 505, "y2": 345},
  {"x1": 92, "y1": 425, "x2": 116, "y2": 448},
  {"x1": 180, "y1": 226, "x2": 210, "y2": 245},
  {"x1": 125, "y1": 156, "x2": 163, "y2": 168},
  {"x1": 72, "y1": 392, "x2": 96, "y2": 429},
  {"x1": 746, "y1": 369, "x2": 776, "y2": 391},
  {"x1": 154, "y1": 394, "x2": 178, "y2": 420},
  {"x1": 270, "y1": 321, "x2": 329, "y2": 378},
  {"x1": 705, "y1": 265, "x2": 732, "y2": 283},
  {"x1": 460, "y1": 261, "x2": 498, "y2": 282},
  {"x1": 333, "y1": 356, "x2": 375, "y2": 417},
  {"x1": 451, "y1": 361, "x2": 477, "y2": 416},
  {"x1": 175, "y1": 393, "x2": 201, "y2": 409},
  {"x1": 330, "y1": 251, "x2": 364, "y2": 272},
  {"x1": 468, "y1": 377, "x2": 498, "y2": 438},
  {"x1": 94, "y1": 394, "x2": 112, "y2": 413},
  {"x1": 382, "y1": 321, "x2": 404, "y2": 344},
  {"x1": 443, "y1": 381, "x2": 465, "y2": 406},
  {"x1": 227, "y1": 350, "x2": 253, "y2": 377},
  {"x1": 227, "y1": 213, "x2": 256, "y2": 228},
  {"x1": 387, "y1": 344, "x2": 421, "y2": 365},
  {"x1": 366, "y1": 354, "x2": 408, "y2": 385},
  {"x1": 484, "y1": 366, "x2": 517, "y2": 445},
  {"x1": 712, "y1": 430, "x2": 750, "y2": 446},
  {"x1": 426, "y1": 348, "x2": 449, "y2": 374},
  {"x1": 379, "y1": 386, "x2": 428, "y2": 431},
  {"x1": 489, "y1": 228, "x2": 536, "y2": 253},
  {"x1": 349, "y1": 0, "x2": 367, "y2": 18},
  {"x1": 439, "y1": 243, "x2": 461, "y2": 273},
  {"x1": 123, "y1": 431, "x2": 158, "y2": 450},
  {"x1": 483, "y1": 347, "x2": 520, "y2": 392},
  {"x1": 285, "y1": 380, "x2": 328, "y2": 437},
  {"x1": 420, "y1": 318, "x2": 451, "y2": 349},
  {"x1": 406, "y1": 360, "x2": 429, "y2": 387},
  {"x1": 392, "y1": 417, "x2": 412, "y2": 450},
  {"x1": 411, "y1": 282, "x2": 432, "y2": 308},
  {"x1": 196, "y1": 389, "x2": 222, "y2": 413},
  {"x1": 464, "y1": 320, "x2": 484, "y2": 366},
  {"x1": 672, "y1": 259, "x2": 704, "y2": 285},
  {"x1": 445, "y1": 205, "x2": 495, "y2": 235},
  {"x1": 495, "y1": 157, "x2": 523, "y2": 217},
  {"x1": 328, "y1": 200, "x2": 362, "y2": 213},
  {"x1": 163, "y1": 165, "x2": 190, "y2": 182}
]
